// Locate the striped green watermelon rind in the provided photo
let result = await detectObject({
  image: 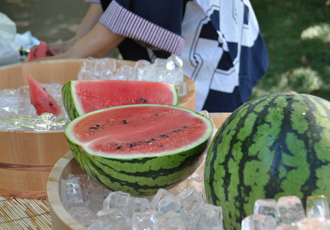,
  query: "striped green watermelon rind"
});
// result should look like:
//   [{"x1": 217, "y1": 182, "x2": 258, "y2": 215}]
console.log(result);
[
  {"x1": 62, "y1": 81, "x2": 80, "y2": 121},
  {"x1": 204, "y1": 93, "x2": 330, "y2": 230},
  {"x1": 62, "y1": 80, "x2": 179, "y2": 121},
  {"x1": 65, "y1": 104, "x2": 213, "y2": 196}
]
